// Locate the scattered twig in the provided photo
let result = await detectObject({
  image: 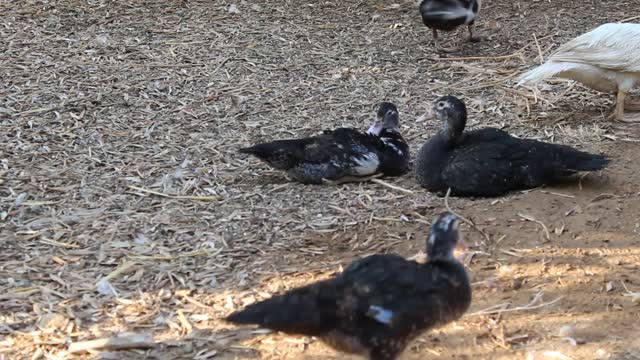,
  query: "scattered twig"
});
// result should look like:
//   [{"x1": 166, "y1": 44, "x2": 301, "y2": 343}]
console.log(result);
[
  {"x1": 620, "y1": 15, "x2": 640, "y2": 22},
  {"x1": 517, "y1": 213, "x2": 551, "y2": 241},
  {"x1": 539, "y1": 190, "x2": 575, "y2": 199},
  {"x1": 621, "y1": 281, "x2": 640, "y2": 303},
  {"x1": 370, "y1": 178, "x2": 413, "y2": 194},
  {"x1": 322, "y1": 173, "x2": 382, "y2": 185},
  {"x1": 96, "y1": 261, "x2": 135, "y2": 287},
  {"x1": 532, "y1": 33, "x2": 544, "y2": 65},
  {"x1": 68, "y1": 334, "x2": 155, "y2": 353},
  {"x1": 127, "y1": 185, "x2": 219, "y2": 201},
  {"x1": 427, "y1": 52, "x2": 525, "y2": 62},
  {"x1": 466, "y1": 292, "x2": 564, "y2": 317}
]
